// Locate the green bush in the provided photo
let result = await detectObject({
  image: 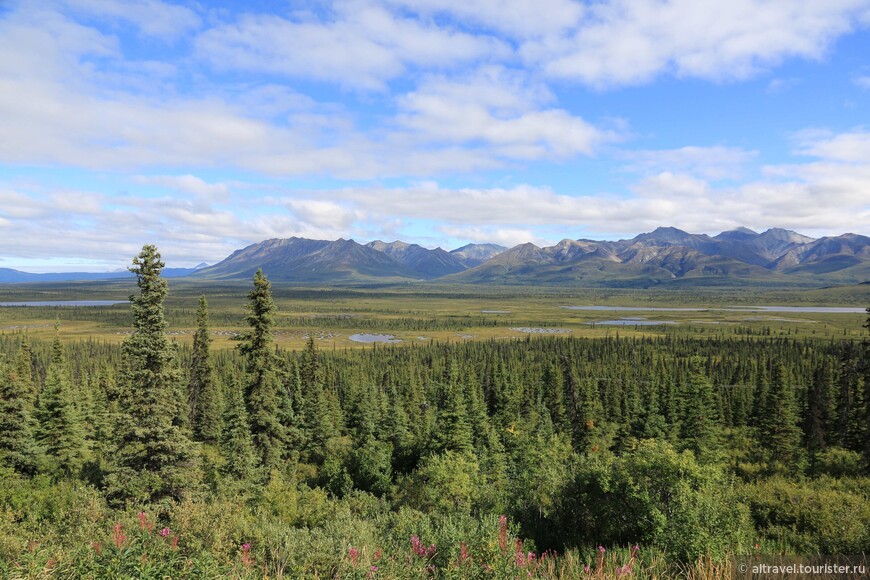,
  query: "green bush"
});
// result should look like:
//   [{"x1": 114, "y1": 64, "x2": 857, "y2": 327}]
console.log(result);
[
  {"x1": 743, "y1": 476, "x2": 870, "y2": 553},
  {"x1": 560, "y1": 439, "x2": 752, "y2": 561}
]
